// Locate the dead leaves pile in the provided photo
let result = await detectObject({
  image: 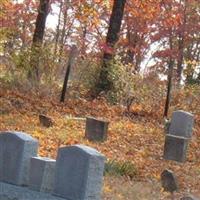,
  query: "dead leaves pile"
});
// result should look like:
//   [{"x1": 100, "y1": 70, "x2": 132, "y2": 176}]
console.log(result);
[{"x1": 0, "y1": 88, "x2": 200, "y2": 197}]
